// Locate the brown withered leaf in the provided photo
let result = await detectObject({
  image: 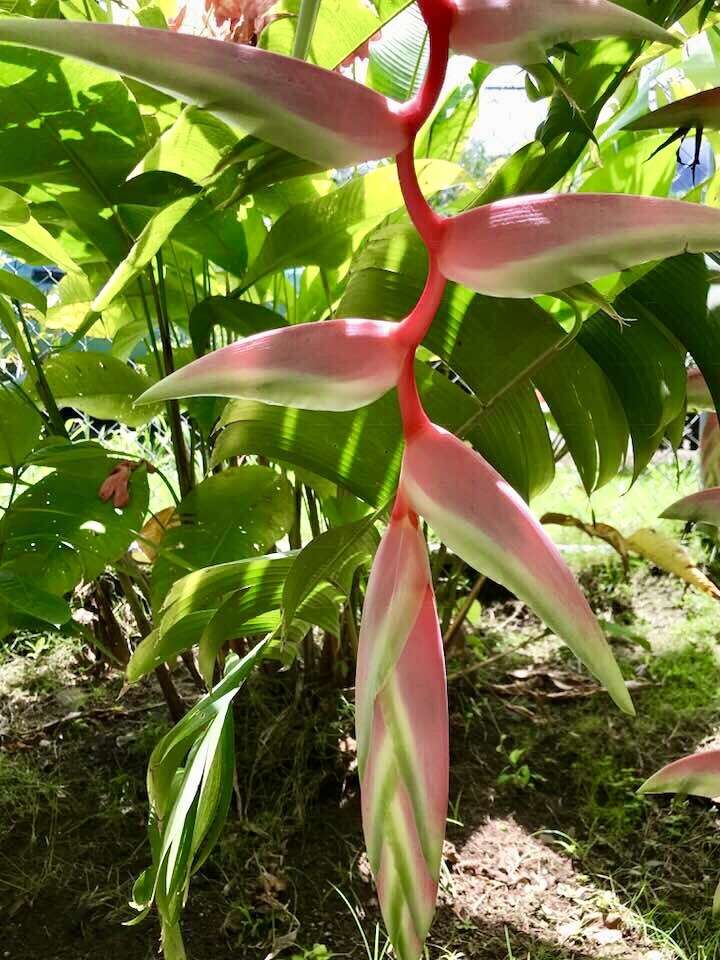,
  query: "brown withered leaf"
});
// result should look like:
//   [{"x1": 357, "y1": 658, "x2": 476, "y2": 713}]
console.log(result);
[
  {"x1": 540, "y1": 513, "x2": 630, "y2": 573},
  {"x1": 131, "y1": 506, "x2": 180, "y2": 563},
  {"x1": 626, "y1": 527, "x2": 720, "y2": 600}
]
